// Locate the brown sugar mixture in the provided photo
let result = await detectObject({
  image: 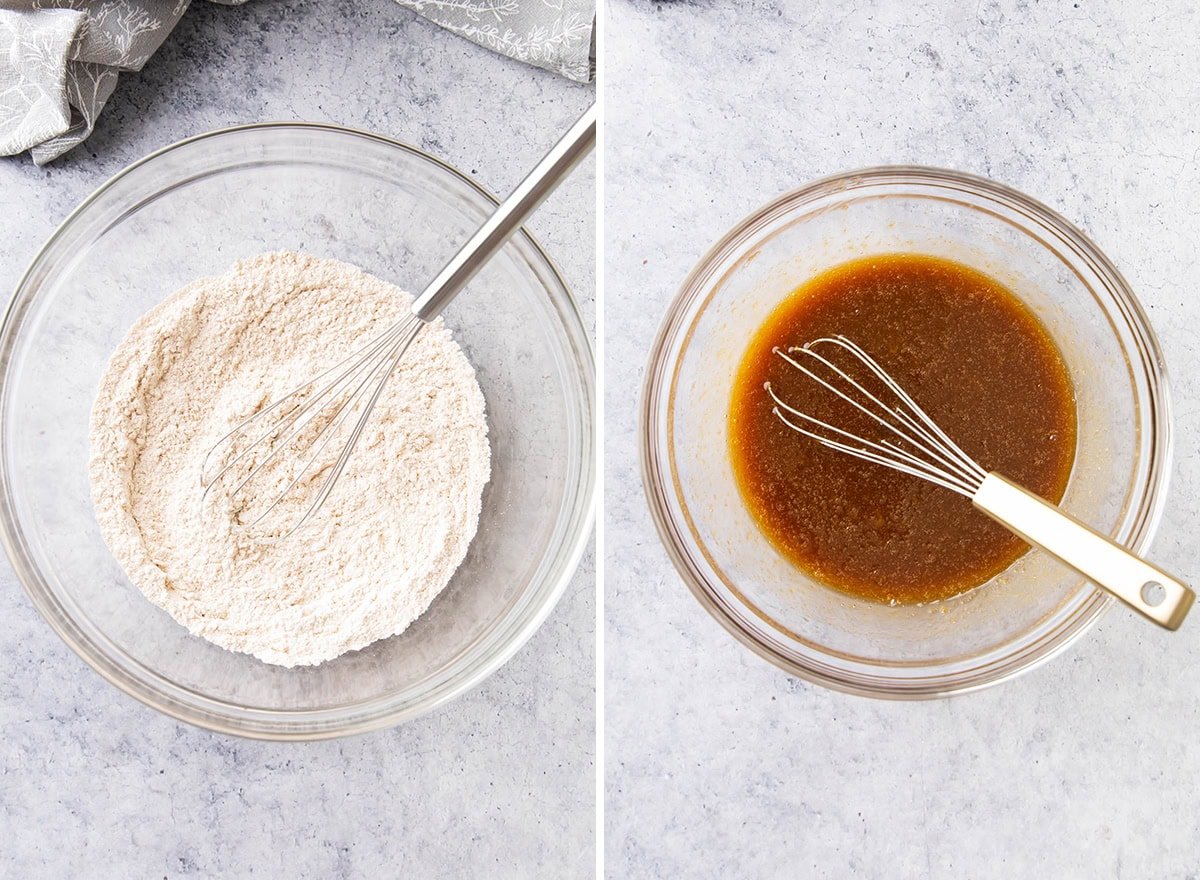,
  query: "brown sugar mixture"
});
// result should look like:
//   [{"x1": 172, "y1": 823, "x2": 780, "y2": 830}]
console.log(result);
[{"x1": 728, "y1": 253, "x2": 1077, "y2": 605}]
